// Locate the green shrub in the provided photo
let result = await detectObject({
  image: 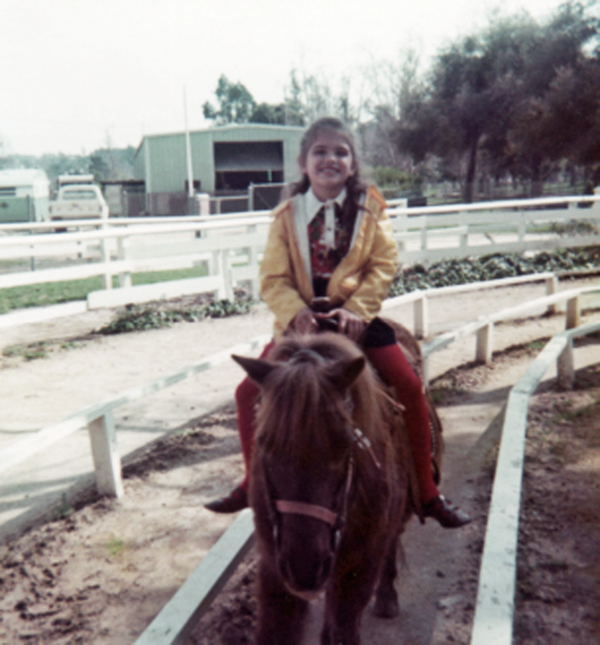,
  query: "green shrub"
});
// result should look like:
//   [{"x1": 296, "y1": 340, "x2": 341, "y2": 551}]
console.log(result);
[
  {"x1": 390, "y1": 246, "x2": 600, "y2": 295},
  {"x1": 98, "y1": 294, "x2": 253, "y2": 334}
]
